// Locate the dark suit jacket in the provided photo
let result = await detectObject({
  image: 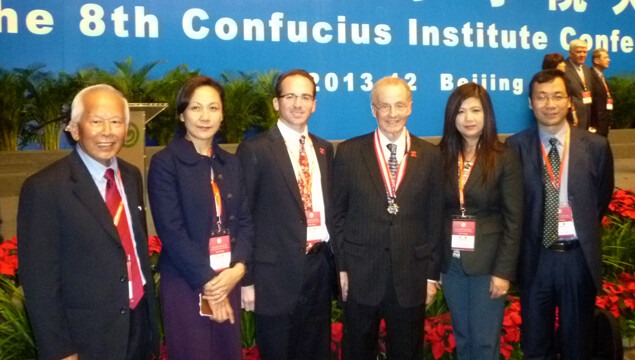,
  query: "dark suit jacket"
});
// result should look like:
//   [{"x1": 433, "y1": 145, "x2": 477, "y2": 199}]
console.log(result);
[
  {"x1": 236, "y1": 126, "x2": 334, "y2": 316},
  {"x1": 565, "y1": 58, "x2": 595, "y2": 130},
  {"x1": 17, "y1": 150, "x2": 160, "y2": 360},
  {"x1": 333, "y1": 132, "x2": 443, "y2": 308},
  {"x1": 590, "y1": 68, "x2": 612, "y2": 137},
  {"x1": 440, "y1": 146, "x2": 523, "y2": 280},
  {"x1": 506, "y1": 126, "x2": 614, "y2": 291},
  {"x1": 147, "y1": 136, "x2": 254, "y2": 290}
]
